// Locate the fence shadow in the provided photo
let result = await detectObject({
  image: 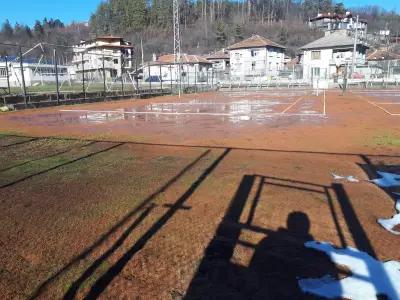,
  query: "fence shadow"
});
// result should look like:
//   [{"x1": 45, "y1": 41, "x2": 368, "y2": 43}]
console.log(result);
[
  {"x1": 29, "y1": 148, "x2": 212, "y2": 299},
  {"x1": 77, "y1": 148, "x2": 230, "y2": 299},
  {"x1": 184, "y1": 174, "x2": 342, "y2": 299}
]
